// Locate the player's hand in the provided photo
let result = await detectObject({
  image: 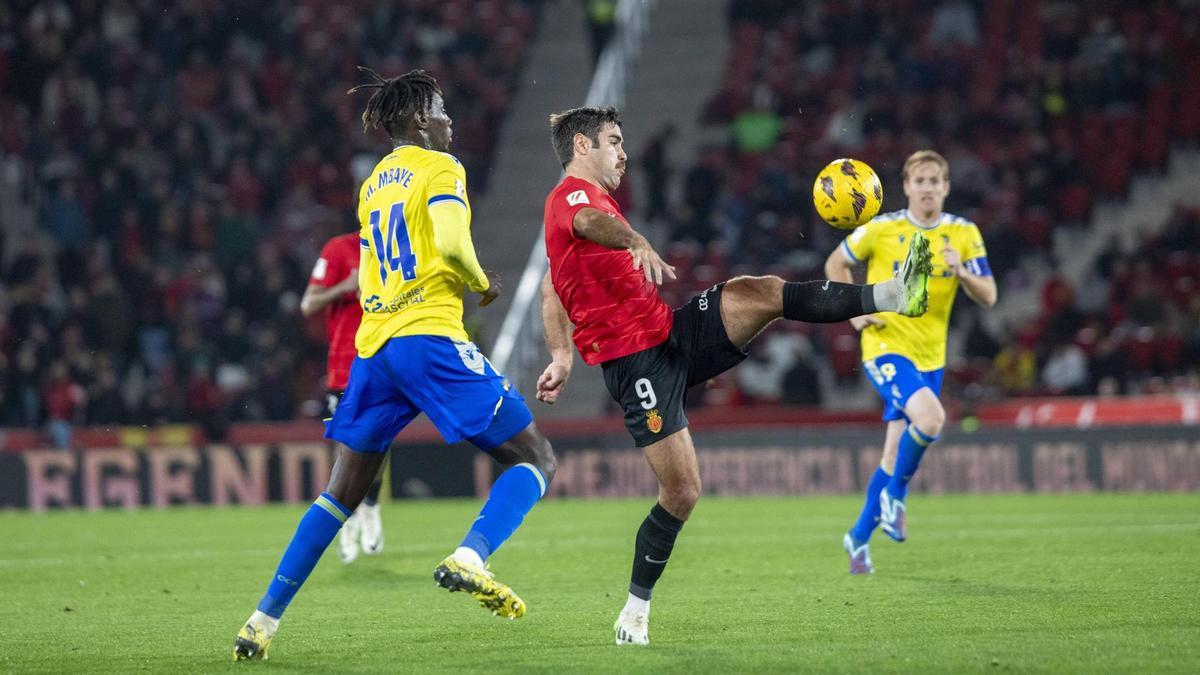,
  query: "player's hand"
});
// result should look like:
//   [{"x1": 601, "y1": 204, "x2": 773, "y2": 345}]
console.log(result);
[
  {"x1": 850, "y1": 315, "x2": 885, "y2": 331},
  {"x1": 478, "y1": 270, "x2": 501, "y2": 307},
  {"x1": 336, "y1": 269, "x2": 359, "y2": 295},
  {"x1": 628, "y1": 233, "x2": 676, "y2": 285},
  {"x1": 536, "y1": 361, "x2": 570, "y2": 404},
  {"x1": 943, "y1": 246, "x2": 963, "y2": 277}
]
